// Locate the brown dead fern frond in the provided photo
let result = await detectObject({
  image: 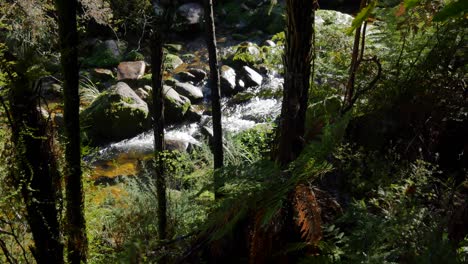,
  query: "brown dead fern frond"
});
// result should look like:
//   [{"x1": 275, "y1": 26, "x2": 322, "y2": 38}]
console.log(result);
[{"x1": 293, "y1": 184, "x2": 322, "y2": 245}]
